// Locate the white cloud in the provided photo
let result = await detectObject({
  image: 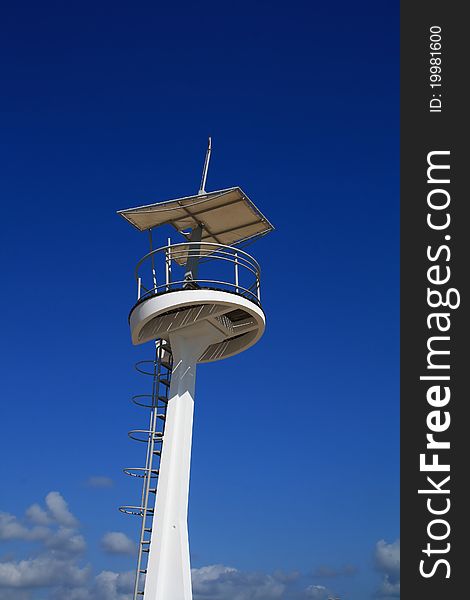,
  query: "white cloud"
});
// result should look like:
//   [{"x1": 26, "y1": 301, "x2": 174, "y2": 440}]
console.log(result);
[
  {"x1": 375, "y1": 539, "x2": 400, "y2": 579},
  {"x1": 86, "y1": 476, "x2": 114, "y2": 489},
  {"x1": 1, "y1": 492, "x2": 81, "y2": 550},
  {"x1": 0, "y1": 491, "x2": 360, "y2": 600},
  {"x1": 45, "y1": 491, "x2": 78, "y2": 528},
  {"x1": 192, "y1": 564, "x2": 237, "y2": 586},
  {"x1": 0, "y1": 559, "x2": 135, "y2": 600},
  {"x1": 52, "y1": 587, "x2": 91, "y2": 600},
  {"x1": 0, "y1": 492, "x2": 87, "y2": 597},
  {"x1": 0, "y1": 556, "x2": 90, "y2": 589},
  {"x1": 0, "y1": 549, "x2": 339, "y2": 600},
  {"x1": 0, "y1": 512, "x2": 48, "y2": 542},
  {"x1": 375, "y1": 539, "x2": 400, "y2": 598},
  {"x1": 25, "y1": 503, "x2": 51, "y2": 526},
  {"x1": 377, "y1": 578, "x2": 400, "y2": 598},
  {"x1": 304, "y1": 584, "x2": 329, "y2": 599},
  {"x1": 45, "y1": 527, "x2": 86, "y2": 556},
  {"x1": 52, "y1": 570, "x2": 134, "y2": 600},
  {"x1": 101, "y1": 532, "x2": 136, "y2": 556},
  {"x1": 191, "y1": 565, "x2": 338, "y2": 600},
  {"x1": 192, "y1": 564, "x2": 287, "y2": 600},
  {"x1": 93, "y1": 570, "x2": 134, "y2": 600}
]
